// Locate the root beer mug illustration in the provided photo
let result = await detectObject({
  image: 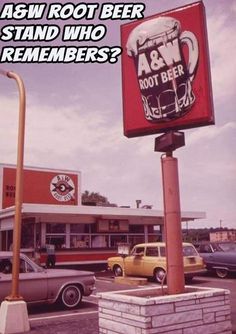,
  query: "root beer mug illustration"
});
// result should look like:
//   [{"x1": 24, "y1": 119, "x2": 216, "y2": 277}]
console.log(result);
[{"x1": 126, "y1": 16, "x2": 199, "y2": 122}]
